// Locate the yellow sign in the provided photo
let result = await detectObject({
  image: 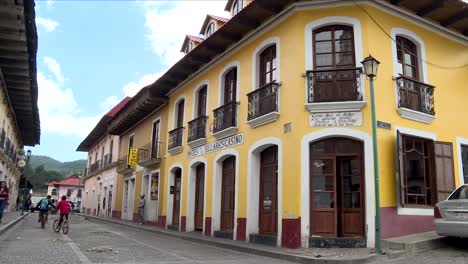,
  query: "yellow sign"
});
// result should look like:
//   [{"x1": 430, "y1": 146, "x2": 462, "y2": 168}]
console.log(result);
[{"x1": 128, "y1": 148, "x2": 138, "y2": 166}]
